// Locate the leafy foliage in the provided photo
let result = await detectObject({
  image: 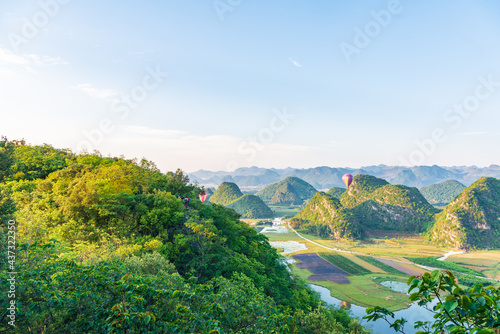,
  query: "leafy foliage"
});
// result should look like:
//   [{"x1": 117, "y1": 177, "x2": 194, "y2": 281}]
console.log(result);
[
  {"x1": 364, "y1": 270, "x2": 500, "y2": 333},
  {"x1": 0, "y1": 139, "x2": 371, "y2": 333},
  {"x1": 420, "y1": 179, "x2": 466, "y2": 207}
]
